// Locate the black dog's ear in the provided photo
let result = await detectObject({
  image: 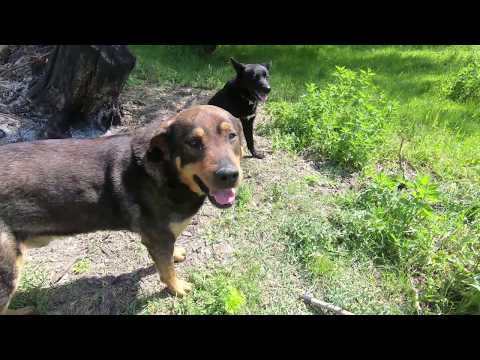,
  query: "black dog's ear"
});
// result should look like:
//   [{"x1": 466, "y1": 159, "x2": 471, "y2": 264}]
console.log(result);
[
  {"x1": 262, "y1": 61, "x2": 272, "y2": 71},
  {"x1": 230, "y1": 57, "x2": 246, "y2": 75}
]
